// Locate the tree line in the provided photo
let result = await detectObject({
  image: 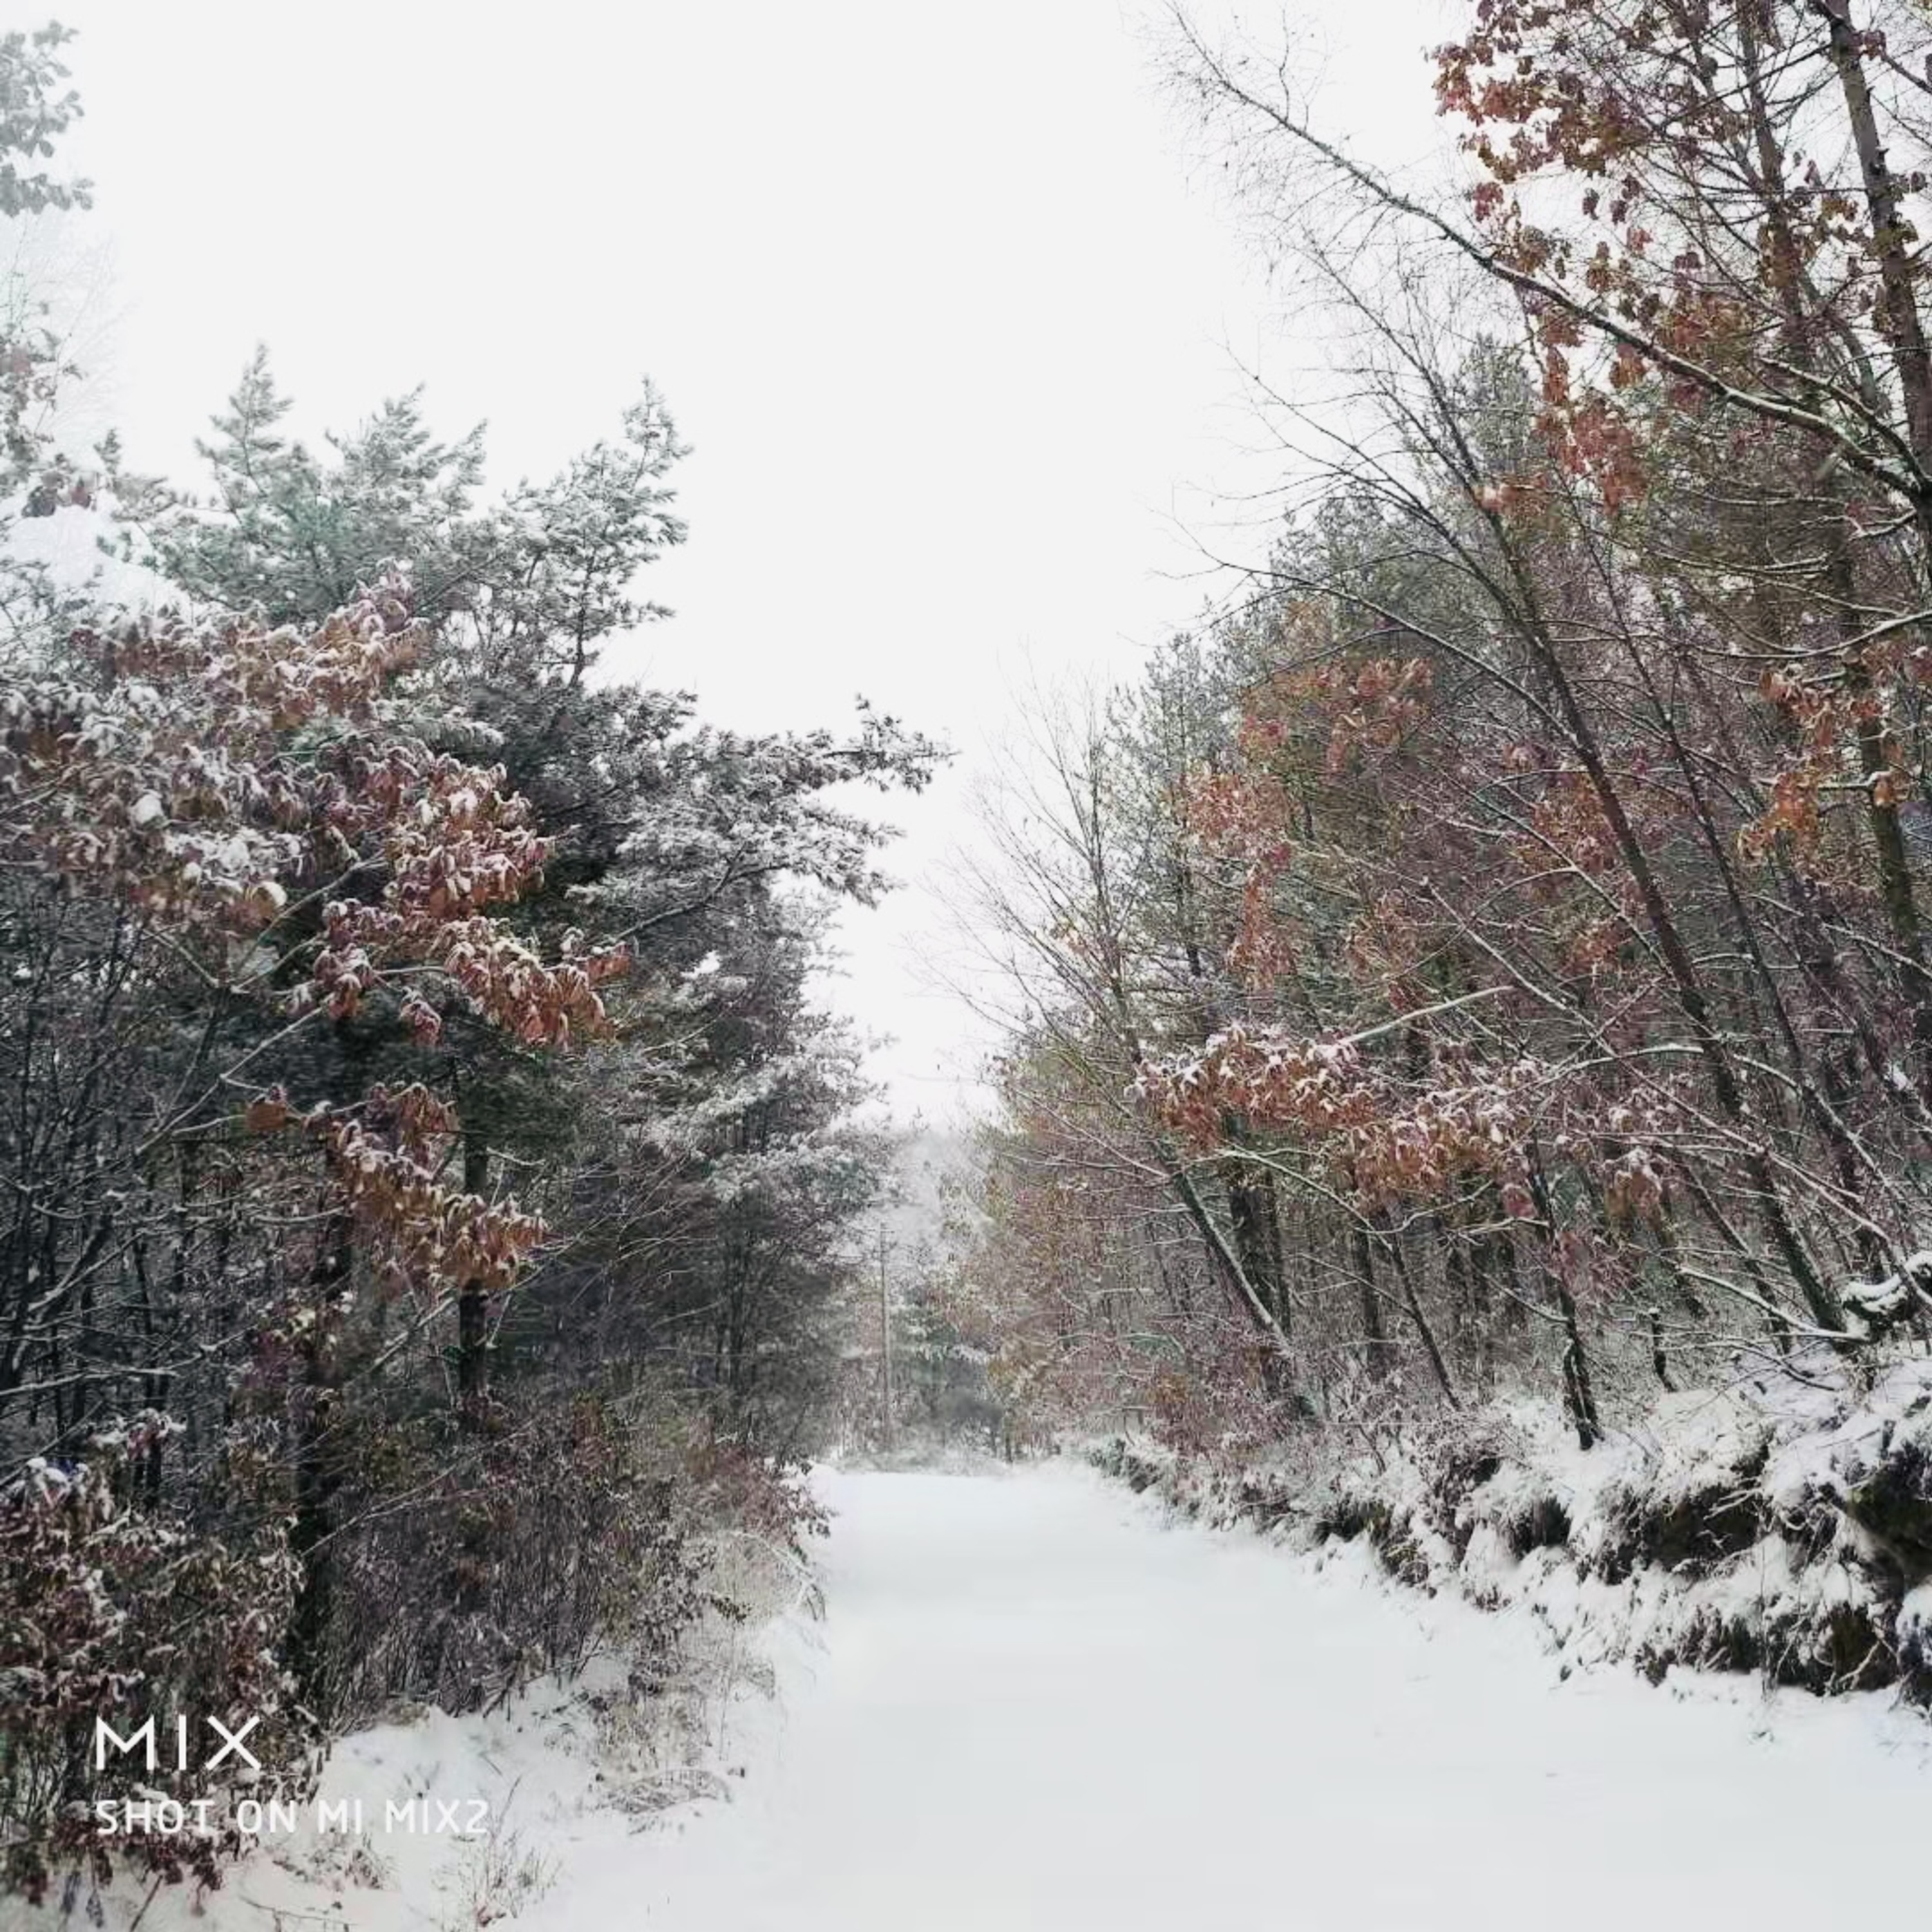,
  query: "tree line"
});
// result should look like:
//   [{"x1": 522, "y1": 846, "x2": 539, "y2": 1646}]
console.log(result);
[
  {"x1": 950, "y1": 0, "x2": 1932, "y2": 1460},
  {"x1": 0, "y1": 25, "x2": 936, "y2": 1905}
]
